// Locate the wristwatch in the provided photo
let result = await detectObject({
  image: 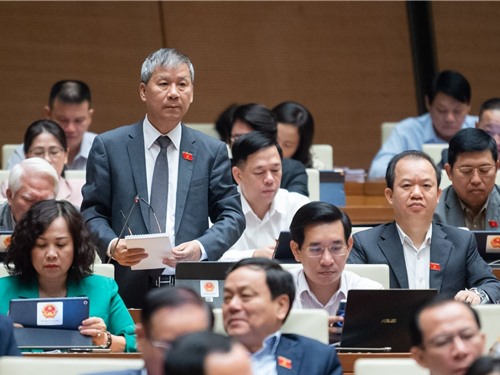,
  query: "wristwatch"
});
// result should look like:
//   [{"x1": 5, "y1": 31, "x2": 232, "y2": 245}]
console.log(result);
[{"x1": 470, "y1": 288, "x2": 489, "y2": 304}]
